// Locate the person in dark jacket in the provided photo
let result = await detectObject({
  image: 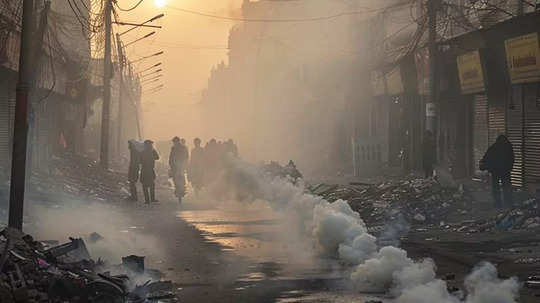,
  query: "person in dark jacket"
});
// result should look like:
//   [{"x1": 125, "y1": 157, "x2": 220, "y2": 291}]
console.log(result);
[
  {"x1": 481, "y1": 135, "x2": 514, "y2": 208},
  {"x1": 127, "y1": 140, "x2": 142, "y2": 201},
  {"x1": 423, "y1": 130, "x2": 436, "y2": 178},
  {"x1": 140, "y1": 140, "x2": 160, "y2": 204},
  {"x1": 189, "y1": 138, "x2": 205, "y2": 192},
  {"x1": 169, "y1": 136, "x2": 189, "y2": 202}
]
